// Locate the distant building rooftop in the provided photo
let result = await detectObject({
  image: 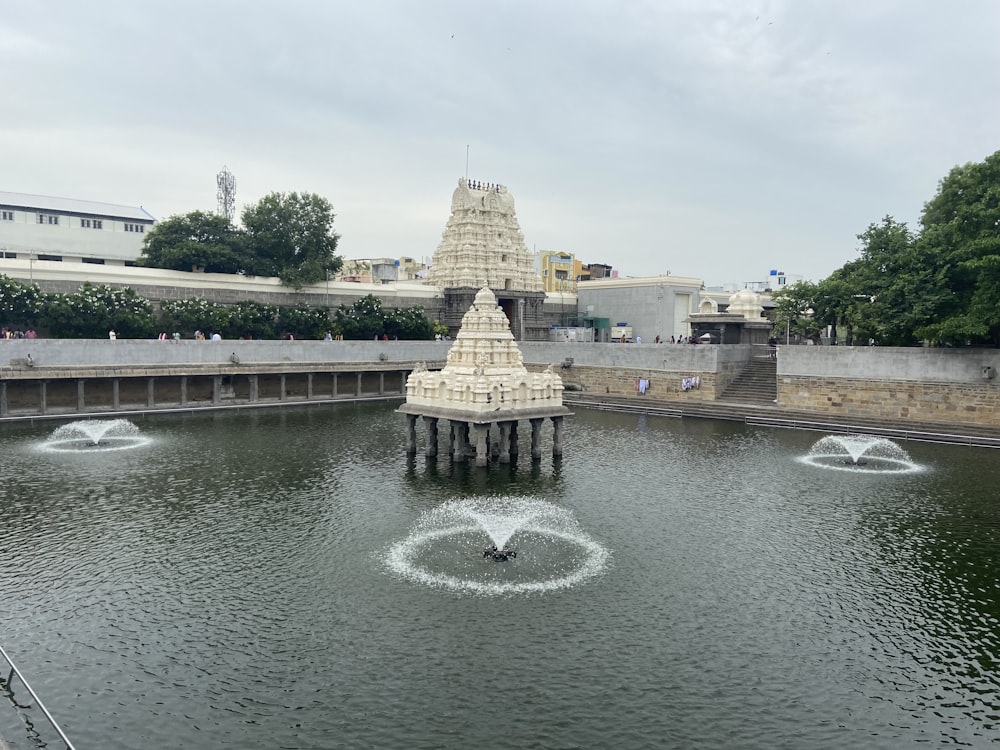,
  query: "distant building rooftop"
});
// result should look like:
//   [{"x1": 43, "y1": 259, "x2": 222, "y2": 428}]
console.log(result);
[{"x1": 0, "y1": 191, "x2": 155, "y2": 222}]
